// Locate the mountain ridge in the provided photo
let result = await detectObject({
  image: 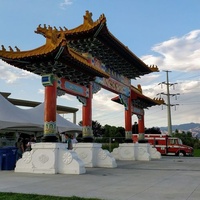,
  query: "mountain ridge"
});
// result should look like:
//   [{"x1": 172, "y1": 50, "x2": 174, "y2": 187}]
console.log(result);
[{"x1": 159, "y1": 122, "x2": 200, "y2": 138}]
